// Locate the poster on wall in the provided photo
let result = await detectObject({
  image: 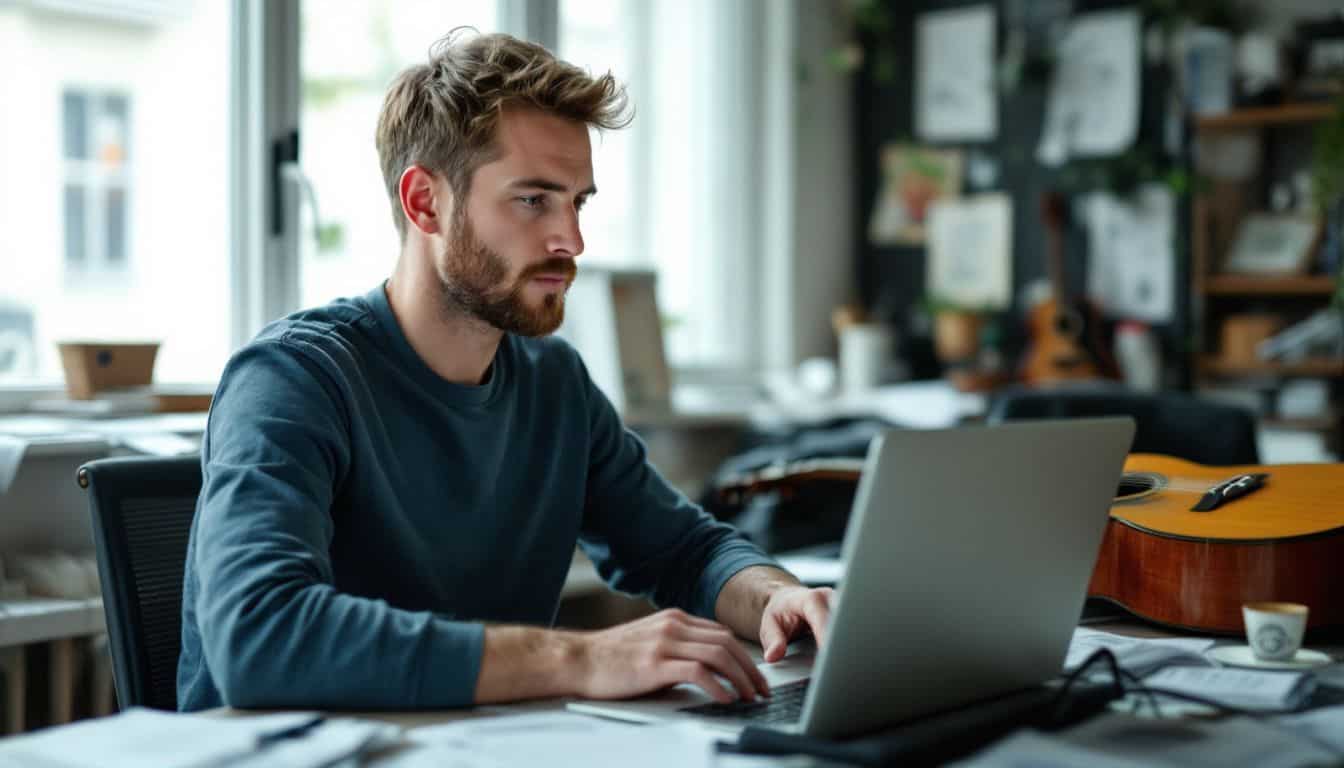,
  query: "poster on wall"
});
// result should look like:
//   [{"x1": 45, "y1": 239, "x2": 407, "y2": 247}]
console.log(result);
[
  {"x1": 926, "y1": 193, "x2": 1013, "y2": 310},
  {"x1": 868, "y1": 144, "x2": 963, "y2": 246},
  {"x1": 1083, "y1": 184, "x2": 1175, "y2": 323},
  {"x1": 916, "y1": 5, "x2": 998, "y2": 142},
  {"x1": 1037, "y1": 8, "x2": 1140, "y2": 166}
]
